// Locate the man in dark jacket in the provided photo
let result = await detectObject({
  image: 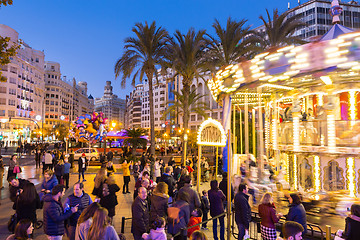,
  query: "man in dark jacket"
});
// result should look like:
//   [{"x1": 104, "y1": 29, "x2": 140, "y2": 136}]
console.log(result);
[
  {"x1": 8, "y1": 176, "x2": 30, "y2": 202},
  {"x1": 219, "y1": 172, "x2": 234, "y2": 209},
  {"x1": 78, "y1": 153, "x2": 88, "y2": 182},
  {"x1": 159, "y1": 166, "x2": 176, "y2": 199},
  {"x1": 43, "y1": 184, "x2": 78, "y2": 239},
  {"x1": 234, "y1": 184, "x2": 251, "y2": 240},
  {"x1": 178, "y1": 175, "x2": 201, "y2": 212},
  {"x1": 107, "y1": 150, "x2": 113, "y2": 162},
  {"x1": 131, "y1": 187, "x2": 149, "y2": 240},
  {"x1": 63, "y1": 182, "x2": 93, "y2": 240}
]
